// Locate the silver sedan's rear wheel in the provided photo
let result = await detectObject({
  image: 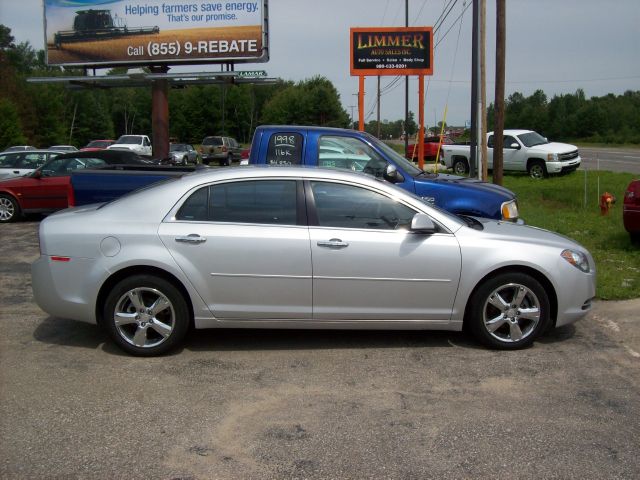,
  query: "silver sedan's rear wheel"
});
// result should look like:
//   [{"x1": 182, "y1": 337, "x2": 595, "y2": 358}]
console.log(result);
[
  {"x1": 0, "y1": 195, "x2": 20, "y2": 223},
  {"x1": 468, "y1": 272, "x2": 550, "y2": 349},
  {"x1": 104, "y1": 275, "x2": 190, "y2": 356}
]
